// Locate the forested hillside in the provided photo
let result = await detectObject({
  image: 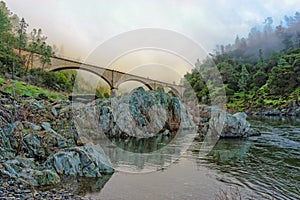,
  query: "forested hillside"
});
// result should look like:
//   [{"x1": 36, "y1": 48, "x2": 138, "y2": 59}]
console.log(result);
[
  {"x1": 0, "y1": 1, "x2": 73, "y2": 92},
  {"x1": 0, "y1": 1, "x2": 109, "y2": 97},
  {"x1": 185, "y1": 12, "x2": 300, "y2": 111}
]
